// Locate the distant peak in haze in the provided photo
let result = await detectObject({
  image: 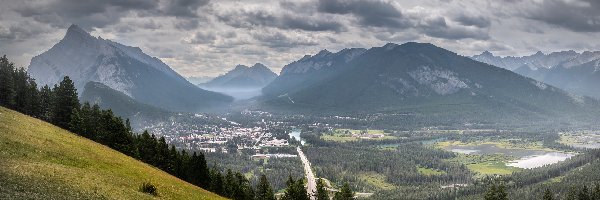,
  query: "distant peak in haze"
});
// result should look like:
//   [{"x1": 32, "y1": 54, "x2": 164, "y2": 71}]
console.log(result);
[
  {"x1": 234, "y1": 64, "x2": 250, "y2": 70},
  {"x1": 200, "y1": 63, "x2": 277, "y2": 90}
]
